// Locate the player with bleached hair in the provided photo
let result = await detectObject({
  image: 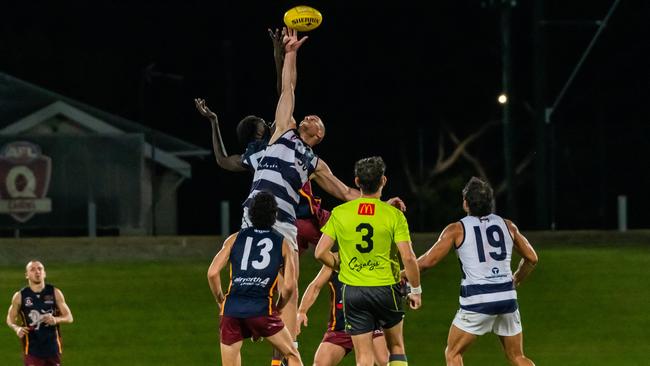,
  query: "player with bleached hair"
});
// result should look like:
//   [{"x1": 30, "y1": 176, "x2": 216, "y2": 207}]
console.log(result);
[
  {"x1": 405, "y1": 177, "x2": 538, "y2": 366},
  {"x1": 6, "y1": 260, "x2": 74, "y2": 366}
]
